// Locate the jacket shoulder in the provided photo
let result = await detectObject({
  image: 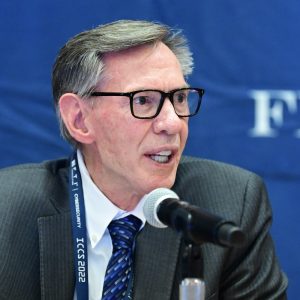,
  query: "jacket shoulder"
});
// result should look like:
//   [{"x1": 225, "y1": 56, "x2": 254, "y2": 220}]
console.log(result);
[
  {"x1": 0, "y1": 158, "x2": 69, "y2": 176},
  {"x1": 175, "y1": 156, "x2": 265, "y2": 220},
  {"x1": 0, "y1": 158, "x2": 70, "y2": 212},
  {"x1": 178, "y1": 155, "x2": 259, "y2": 183}
]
